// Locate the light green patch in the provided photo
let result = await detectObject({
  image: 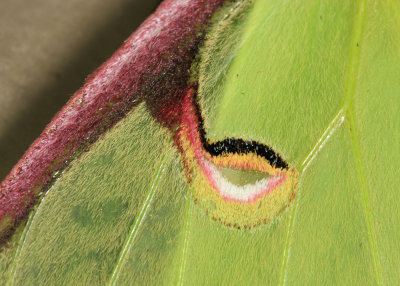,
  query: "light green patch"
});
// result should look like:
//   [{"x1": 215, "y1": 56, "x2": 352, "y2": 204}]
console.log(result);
[
  {"x1": 219, "y1": 166, "x2": 268, "y2": 186},
  {"x1": 183, "y1": 203, "x2": 290, "y2": 285},
  {"x1": 286, "y1": 125, "x2": 375, "y2": 285},
  {"x1": 198, "y1": 0, "x2": 357, "y2": 164},
  {"x1": 353, "y1": 1, "x2": 400, "y2": 283}
]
